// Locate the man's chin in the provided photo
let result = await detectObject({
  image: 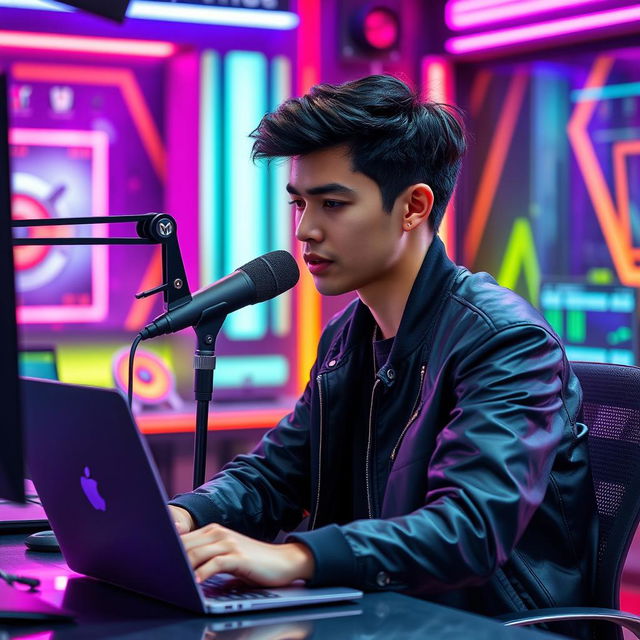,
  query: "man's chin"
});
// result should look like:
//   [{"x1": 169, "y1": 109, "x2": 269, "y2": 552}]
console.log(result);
[{"x1": 313, "y1": 279, "x2": 354, "y2": 297}]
